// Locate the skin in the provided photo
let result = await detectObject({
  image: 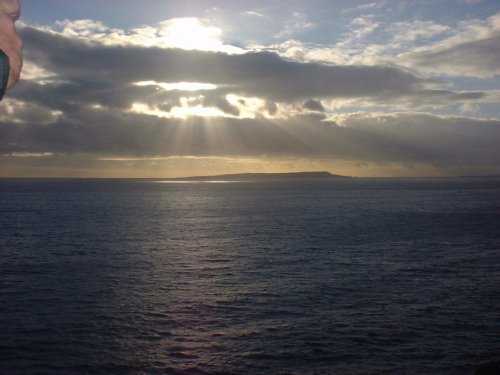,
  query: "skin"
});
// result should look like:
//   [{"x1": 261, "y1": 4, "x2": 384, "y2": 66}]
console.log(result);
[{"x1": 0, "y1": 0, "x2": 21, "y2": 89}]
